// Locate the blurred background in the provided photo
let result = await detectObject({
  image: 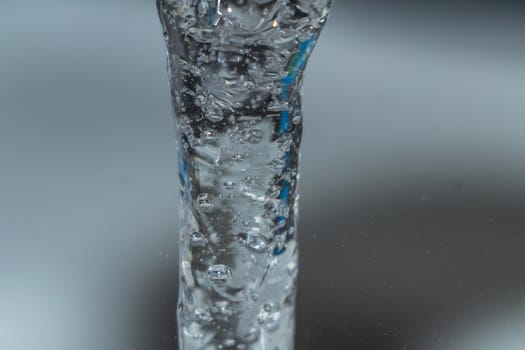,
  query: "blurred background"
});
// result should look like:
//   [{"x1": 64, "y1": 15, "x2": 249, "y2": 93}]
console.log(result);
[{"x1": 1, "y1": 0, "x2": 525, "y2": 349}]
